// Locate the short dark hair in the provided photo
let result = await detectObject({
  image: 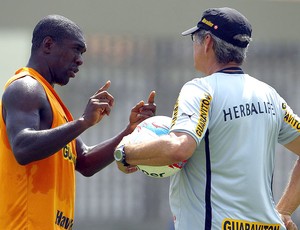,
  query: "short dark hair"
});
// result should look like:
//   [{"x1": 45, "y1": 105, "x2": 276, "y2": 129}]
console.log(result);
[{"x1": 31, "y1": 14, "x2": 83, "y2": 50}]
